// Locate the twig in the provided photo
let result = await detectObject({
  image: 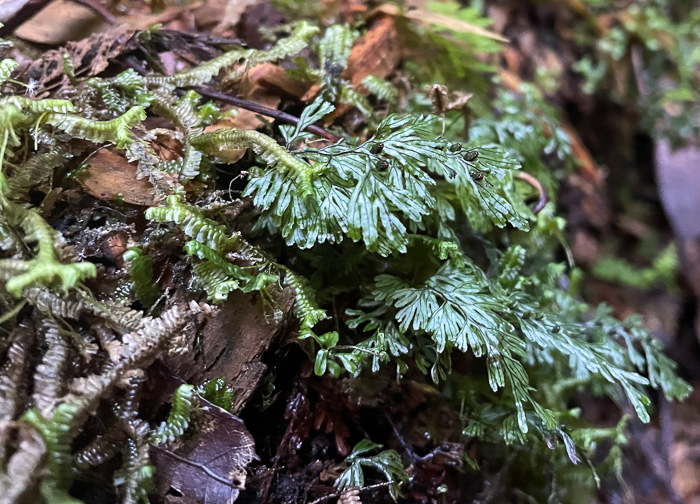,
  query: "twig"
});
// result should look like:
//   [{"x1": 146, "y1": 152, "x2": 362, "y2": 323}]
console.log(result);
[
  {"x1": 516, "y1": 171, "x2": 549, "y2": 214},
  {"x1": 626, "y1": 412, "x2": 684, "y2": 504},
  {"x1": 192, "y1": 86, "x2": 342, "y2": 142},
  {"x1": 0, "y1": 0, "x2": 53, "y2": 37},
  {"x1": 123, "y1": 52, "x2": 341, "y2": 142},
  {"x1": 385, "y1": 412, "x2": 419, "y2": 464},
  {"x1": 123, "y1": 55, "x2": 149, "y2": 76},
  {"x1": 307, "y1": 481, "x2": 394, "y2": 504}
]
